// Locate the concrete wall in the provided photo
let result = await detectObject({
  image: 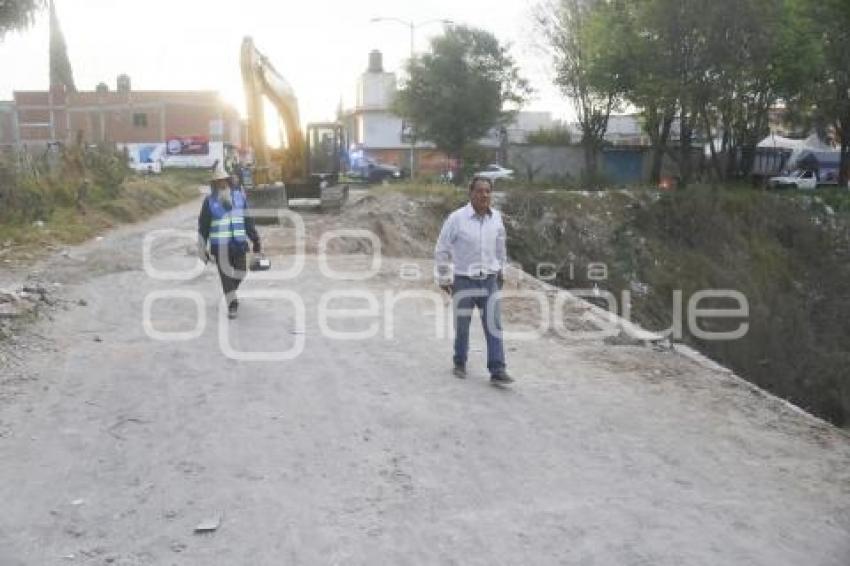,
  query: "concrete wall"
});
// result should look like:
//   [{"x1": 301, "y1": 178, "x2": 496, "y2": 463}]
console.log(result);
[
  {"x1": 508, "y1": 145, "x2": 588, "y2": 182},
  {"x1": 509, "y1": 144, "x2": 705, "y2": 185}
]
